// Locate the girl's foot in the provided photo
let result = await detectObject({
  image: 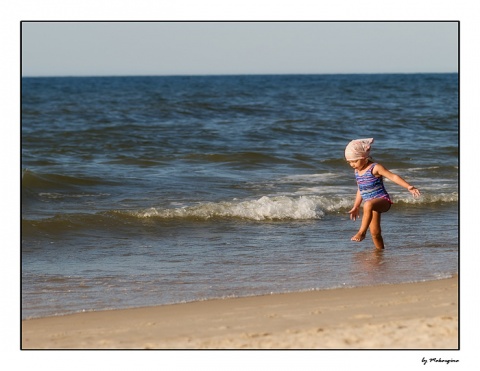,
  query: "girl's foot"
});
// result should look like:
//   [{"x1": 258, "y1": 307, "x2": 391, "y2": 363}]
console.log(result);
[{"x1": 351, "y1": 232, "x2": 366, "y2": 242}]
